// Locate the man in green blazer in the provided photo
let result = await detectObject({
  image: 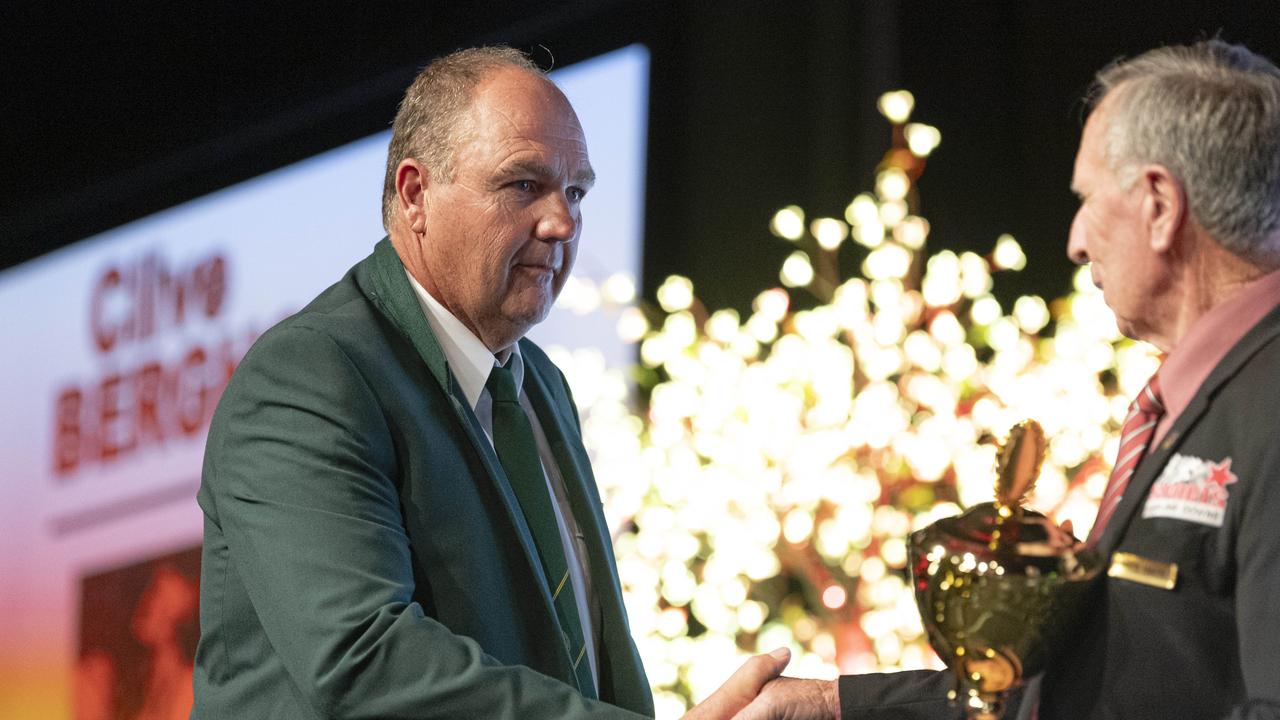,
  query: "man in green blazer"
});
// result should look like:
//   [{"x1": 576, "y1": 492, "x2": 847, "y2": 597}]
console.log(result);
[{"x1": 191, "y1": 47, "x2": 793, "y2": 719}]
